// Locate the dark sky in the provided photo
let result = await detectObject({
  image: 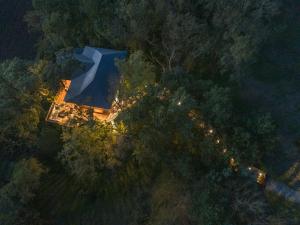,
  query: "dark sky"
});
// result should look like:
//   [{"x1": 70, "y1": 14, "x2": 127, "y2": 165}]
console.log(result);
[{"x1": 0, "y1": 0, "x2": 38, "y2": 60}]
